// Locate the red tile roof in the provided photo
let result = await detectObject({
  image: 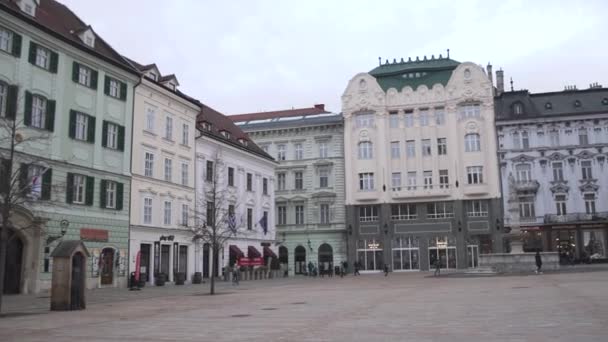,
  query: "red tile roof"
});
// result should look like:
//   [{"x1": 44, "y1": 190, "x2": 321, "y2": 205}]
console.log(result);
[
  {"x1": 198, "y1": 104, "x2": 274, "y2": 161},
  {"x1": 230, "y1": 104, "x2": 328, "y2": 122},
  {"x1": 0, "y1": 0, "x2": 136, "y2": 74}
]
